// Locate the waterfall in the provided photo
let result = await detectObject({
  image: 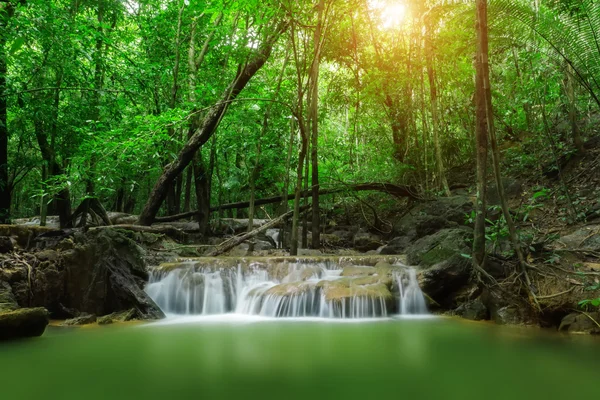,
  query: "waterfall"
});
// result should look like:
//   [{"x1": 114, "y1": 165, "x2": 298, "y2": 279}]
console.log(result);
[
  {"x1": 393, "y1": 268, "x2": 428, "y2": 315},
  {"x1": 146, "y1": 257, "x2": 427, "y2": 319}
]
